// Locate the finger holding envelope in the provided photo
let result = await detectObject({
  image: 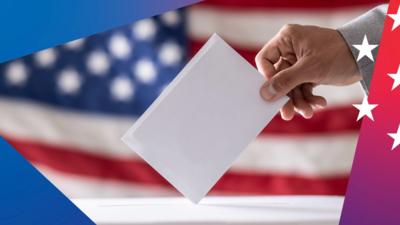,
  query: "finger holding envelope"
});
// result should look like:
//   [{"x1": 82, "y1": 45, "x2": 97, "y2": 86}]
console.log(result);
[{"x1": 260, "y1": 57, "x2": 327, "y2": 120}]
